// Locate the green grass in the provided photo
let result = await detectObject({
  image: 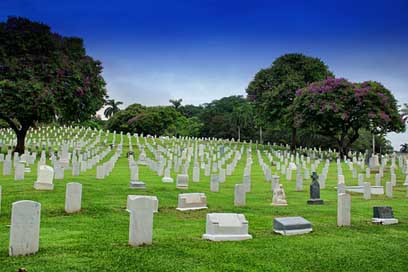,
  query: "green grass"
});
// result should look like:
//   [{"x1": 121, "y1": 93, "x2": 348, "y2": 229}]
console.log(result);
[{"x1": 0, "y1": 142, "x2": 408, "y2": 271}]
